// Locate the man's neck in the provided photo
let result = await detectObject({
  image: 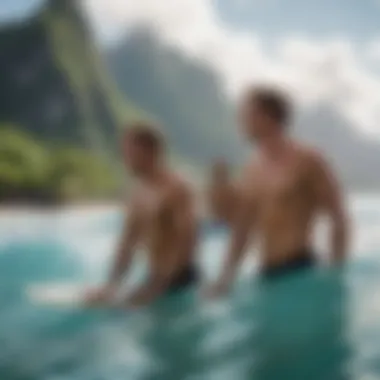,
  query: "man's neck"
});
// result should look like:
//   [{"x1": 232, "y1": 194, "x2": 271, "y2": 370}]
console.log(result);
[
  {"x1": 211, "y1": 178, "x2": 229, "y2": 187},
  {"x1": 141, "y1": 165, "x2": 168, "y2": 186},
  {"x1": 259, "y1": 133, "x2": 289, "y2": 160}
]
